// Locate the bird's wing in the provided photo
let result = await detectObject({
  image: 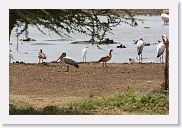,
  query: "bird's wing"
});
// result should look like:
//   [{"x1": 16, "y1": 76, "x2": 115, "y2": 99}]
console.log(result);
[
  {"x1": 42, "y1": 53, "x2": 46, "y2": 59},
  {"x1": 64, "y1": 57, "x2": 79, "y2": 67},
  {"x1": 38, "y1": 53, "x2": 46, "y2": 59},
  {"x1": 9, "y1": 53, "x2": 14, "y2": 60},
  {"x1": 98, "y1": 55, "x2": 110, "y2": 62},
  {"x1": 38, "y1": 53, "x2": 42, "y2": 58},
  {"x1": 82, "y1": 49, "x2": 87, "y2": 57},
  {"x1": 157, "y1": 43, "x2": 165, "y2": 57},
  {"x1": 161, "y1": 14, "x2": 169, "y2": 22},
  {"x1": 137, "y1": 40, "x2": 144, "y2": 55}
]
